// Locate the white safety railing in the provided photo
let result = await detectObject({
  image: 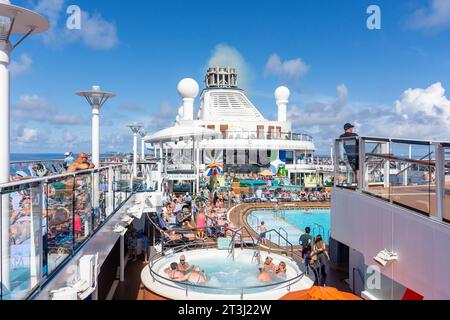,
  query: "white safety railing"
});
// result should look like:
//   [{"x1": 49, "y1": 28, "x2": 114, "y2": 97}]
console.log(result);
[{"x1": 334, "y1": 136, "x2": 449, "y2": 222}]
